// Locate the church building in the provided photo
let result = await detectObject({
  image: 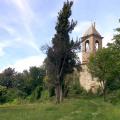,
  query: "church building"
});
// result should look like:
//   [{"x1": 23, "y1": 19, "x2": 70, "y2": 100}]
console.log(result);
[{"x1": 80, "y1": 23, "x2": 103, "y2": 92}]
